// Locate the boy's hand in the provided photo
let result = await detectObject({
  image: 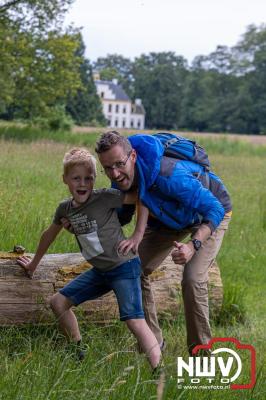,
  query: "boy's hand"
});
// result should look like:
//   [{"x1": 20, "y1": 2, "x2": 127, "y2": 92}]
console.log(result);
[
  {"x1": 17, "y1": 256, "x2": 35, "y2": 279},
  {"x1": 117, "y1": 233, "x2": 142, "y2": 256},
  {"x1": 60, "y1": 217, "x2": 74, "y2": 233}
]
